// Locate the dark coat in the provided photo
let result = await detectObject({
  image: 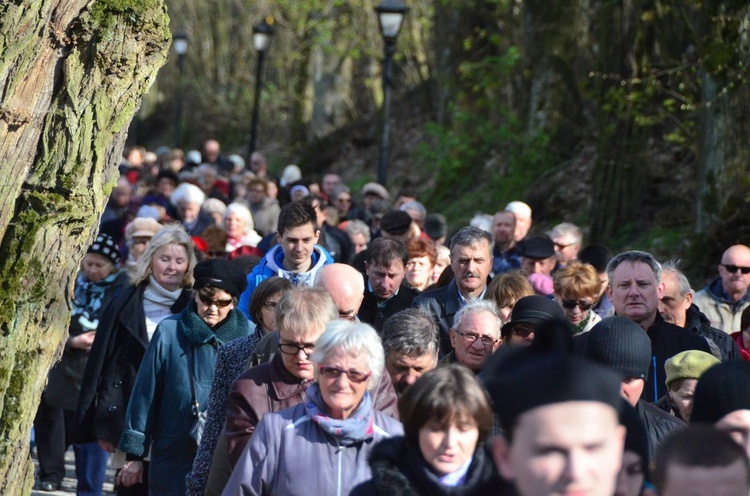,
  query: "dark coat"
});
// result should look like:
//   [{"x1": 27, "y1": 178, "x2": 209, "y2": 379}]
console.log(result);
[
  {"x1": 360, "y1": 279, "x2": 421, "y2": 332},
  {"x1": 643, "y1": 314, "x2": 712, "y2": 402},
  {"x1": 413, "y1": 279, "x2": 463, "y2": 357},
  {"x1": 352, "y1": 437, "x2": 505, "y2": 496},
  {"x1": 684, "y1": 303, "x2": 742, "y2": 362},
  {"x1": 319, "y1": 223, "x2": 354, "y2": 264},
  {"x1": 637, "y1": 399, "x2": 686, "y2": 458},
  {"x1": 74, "y1": 283, "x2": 190, "y2": 444}
]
